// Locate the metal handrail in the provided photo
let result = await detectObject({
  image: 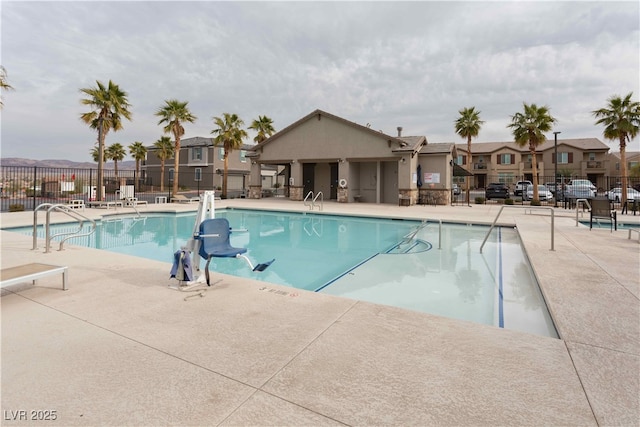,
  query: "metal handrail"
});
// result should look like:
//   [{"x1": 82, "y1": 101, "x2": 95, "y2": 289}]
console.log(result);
[
  {"x1": 33, "y1": 203, "x2": 97, "y2": 253},
  {"x1": 404, "y1": 219, "x2": 442, "y2": 249},
  {"x1": 304, "y1": 191, "x2": 314, "y2": 209},
  {"x1": 303, "y1": 191, "x2": 324, "y2": 211},
  {"x1": 480, "y1": 206, "x2": 555, "y2": 253},
  {"x1": 574, "y1": 198, "x2": 591, "y2": 226},
  {"x1": 312, "y1": 191, "x2": 323, "y2": 211}
]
